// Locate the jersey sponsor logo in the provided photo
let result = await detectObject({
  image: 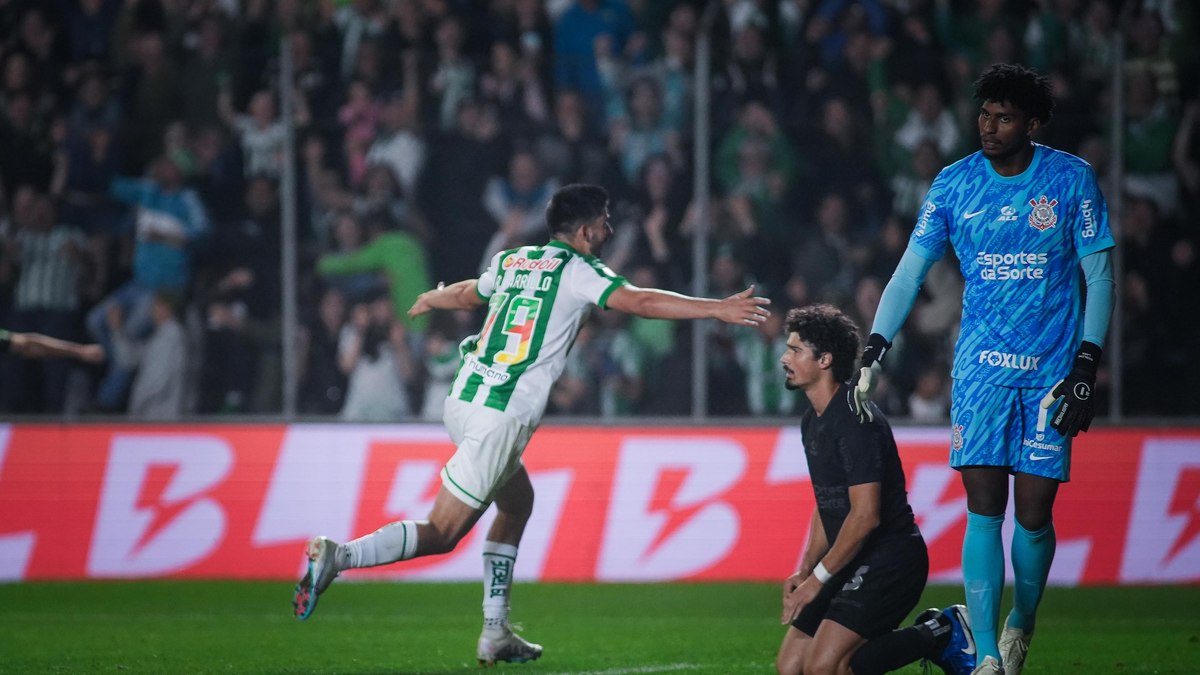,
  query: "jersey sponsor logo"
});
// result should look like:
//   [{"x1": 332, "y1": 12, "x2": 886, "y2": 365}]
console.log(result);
[
  {"x1": 963, "y1": 208, "x2": 987, "y2": 219},
  {"x1": 999, "y1": 205, "x2": 1019, "y2": 222},
  {"x1": 975, "y1": 251, "x2": 1048, "y2": 280},
  {"x1": 465, "y1": 355, "x2": 512, "y2": 384},
  {"x1": 1081, "y1": 198, "x2": 1098, "y2": 239},
  {"x1": 1023, "y1": 436, "x2": 1062, "y2": 454},
  {"x1": 1028, "y1": 195, "x2": 1059, "y2": 231},
  {"x1": 978, "y1": 350, "x2": 1040, "y2": 371},
  {"x1": 502, "y1": 255, "x2": 564, "y2": 272},
  {"x1": 915, "y1": 200, "x2": 936, "y2": 237}
]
